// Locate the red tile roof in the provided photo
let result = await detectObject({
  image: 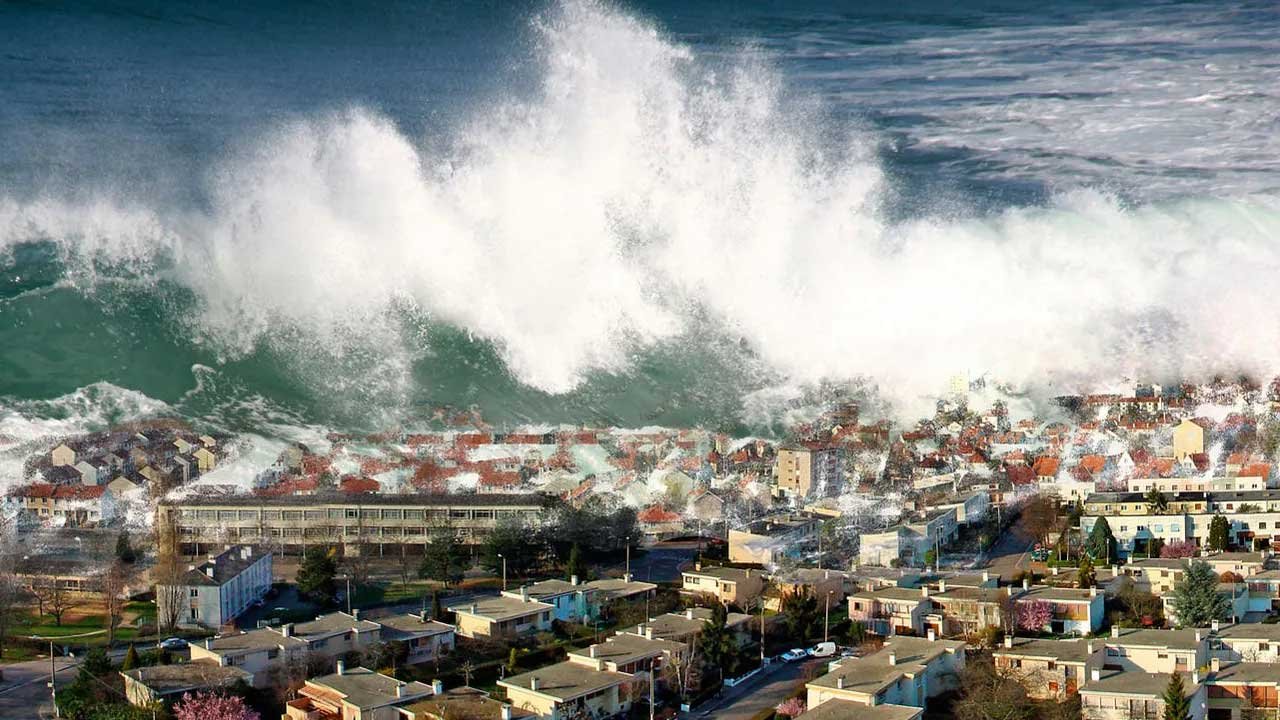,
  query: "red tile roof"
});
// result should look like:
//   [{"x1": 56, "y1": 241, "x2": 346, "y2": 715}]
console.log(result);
[{"x1": 638, "y1": 505, "x2": 682, "y2": 524}]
